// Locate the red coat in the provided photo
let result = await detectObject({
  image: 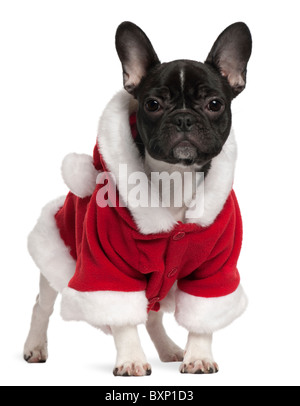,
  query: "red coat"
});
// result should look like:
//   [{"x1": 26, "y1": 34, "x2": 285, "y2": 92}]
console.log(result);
[
  {"x1": 55, "y1": 122, "x2": 243, "y2": 313},
  {"x1": 29, "y1": 90, "x2": 246, "y2": 333}
]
